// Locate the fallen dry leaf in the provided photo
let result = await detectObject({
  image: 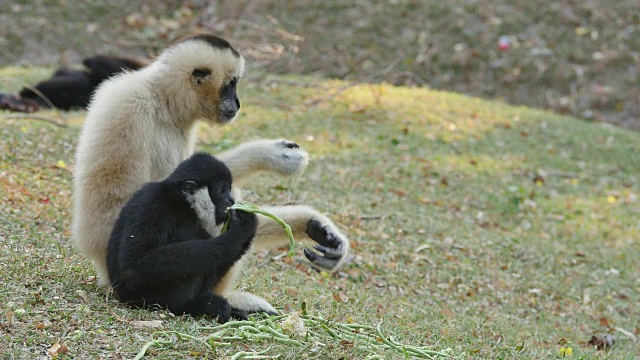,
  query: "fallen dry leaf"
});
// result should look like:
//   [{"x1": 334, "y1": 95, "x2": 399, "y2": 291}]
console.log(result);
[
  {"x1": 48, "y1": 342, "x2": 69, "y2": 357},
  {"x1": 287, "y1": 288, "x2": 299, "y2": 297},
  {"x1": 333, "y1": 292, "x2": 349, "y2": 303},
  {"x1": 35, "y1": 320, "x2": 51, "y2": 329},
  {"x1": 5, "y1": 311, "x2": 14, "y2": 325}
]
